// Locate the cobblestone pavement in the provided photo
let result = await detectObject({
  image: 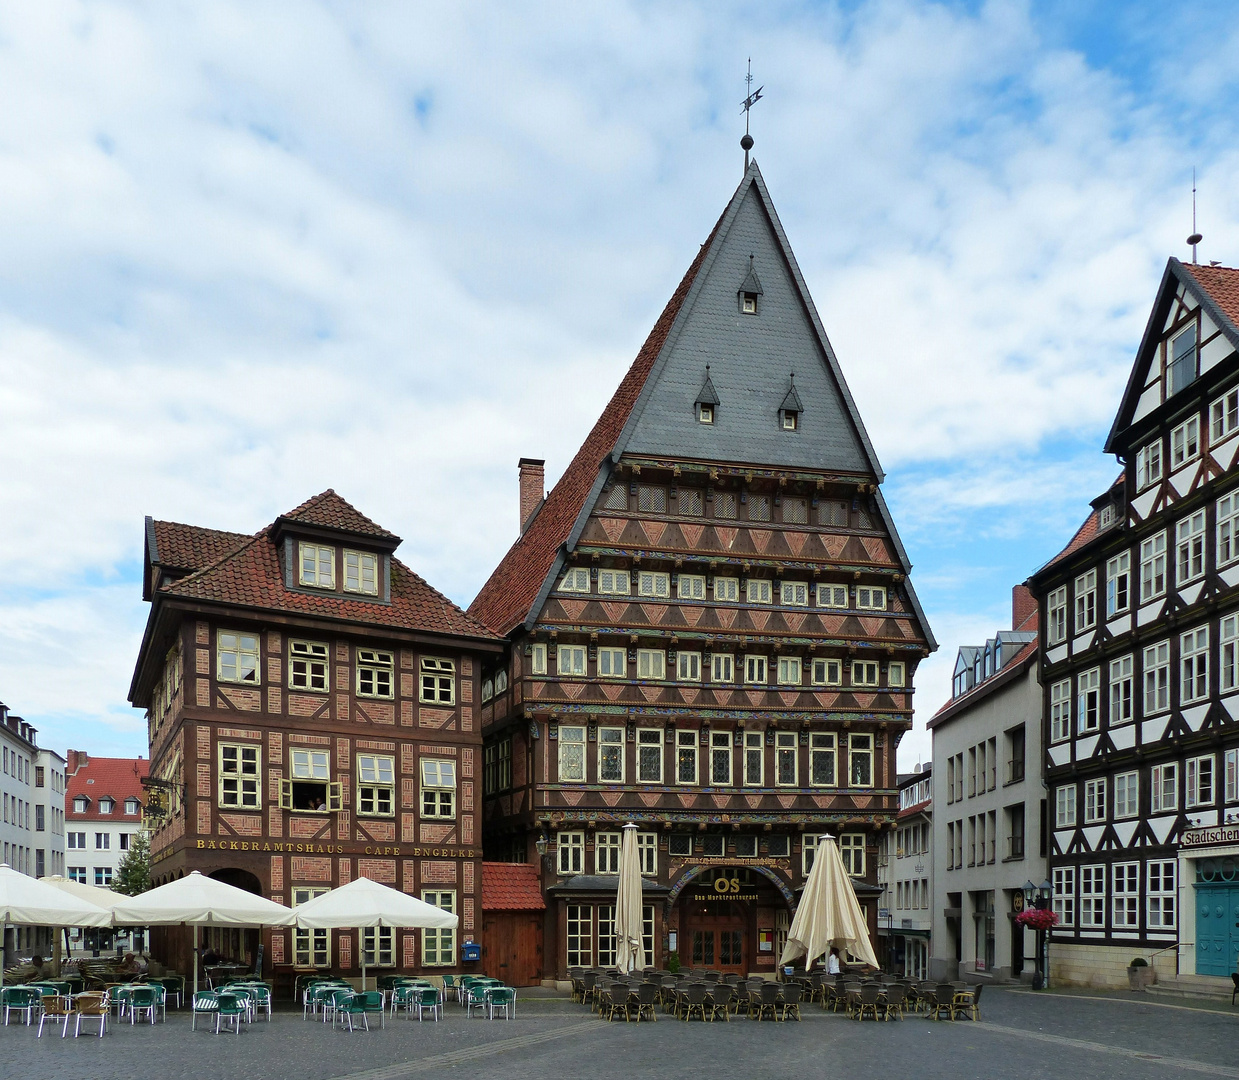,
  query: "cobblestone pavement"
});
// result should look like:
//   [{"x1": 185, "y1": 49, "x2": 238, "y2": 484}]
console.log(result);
[{"x1": 4, "y1": 988, "x2": 1239, "y2": 1080}]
